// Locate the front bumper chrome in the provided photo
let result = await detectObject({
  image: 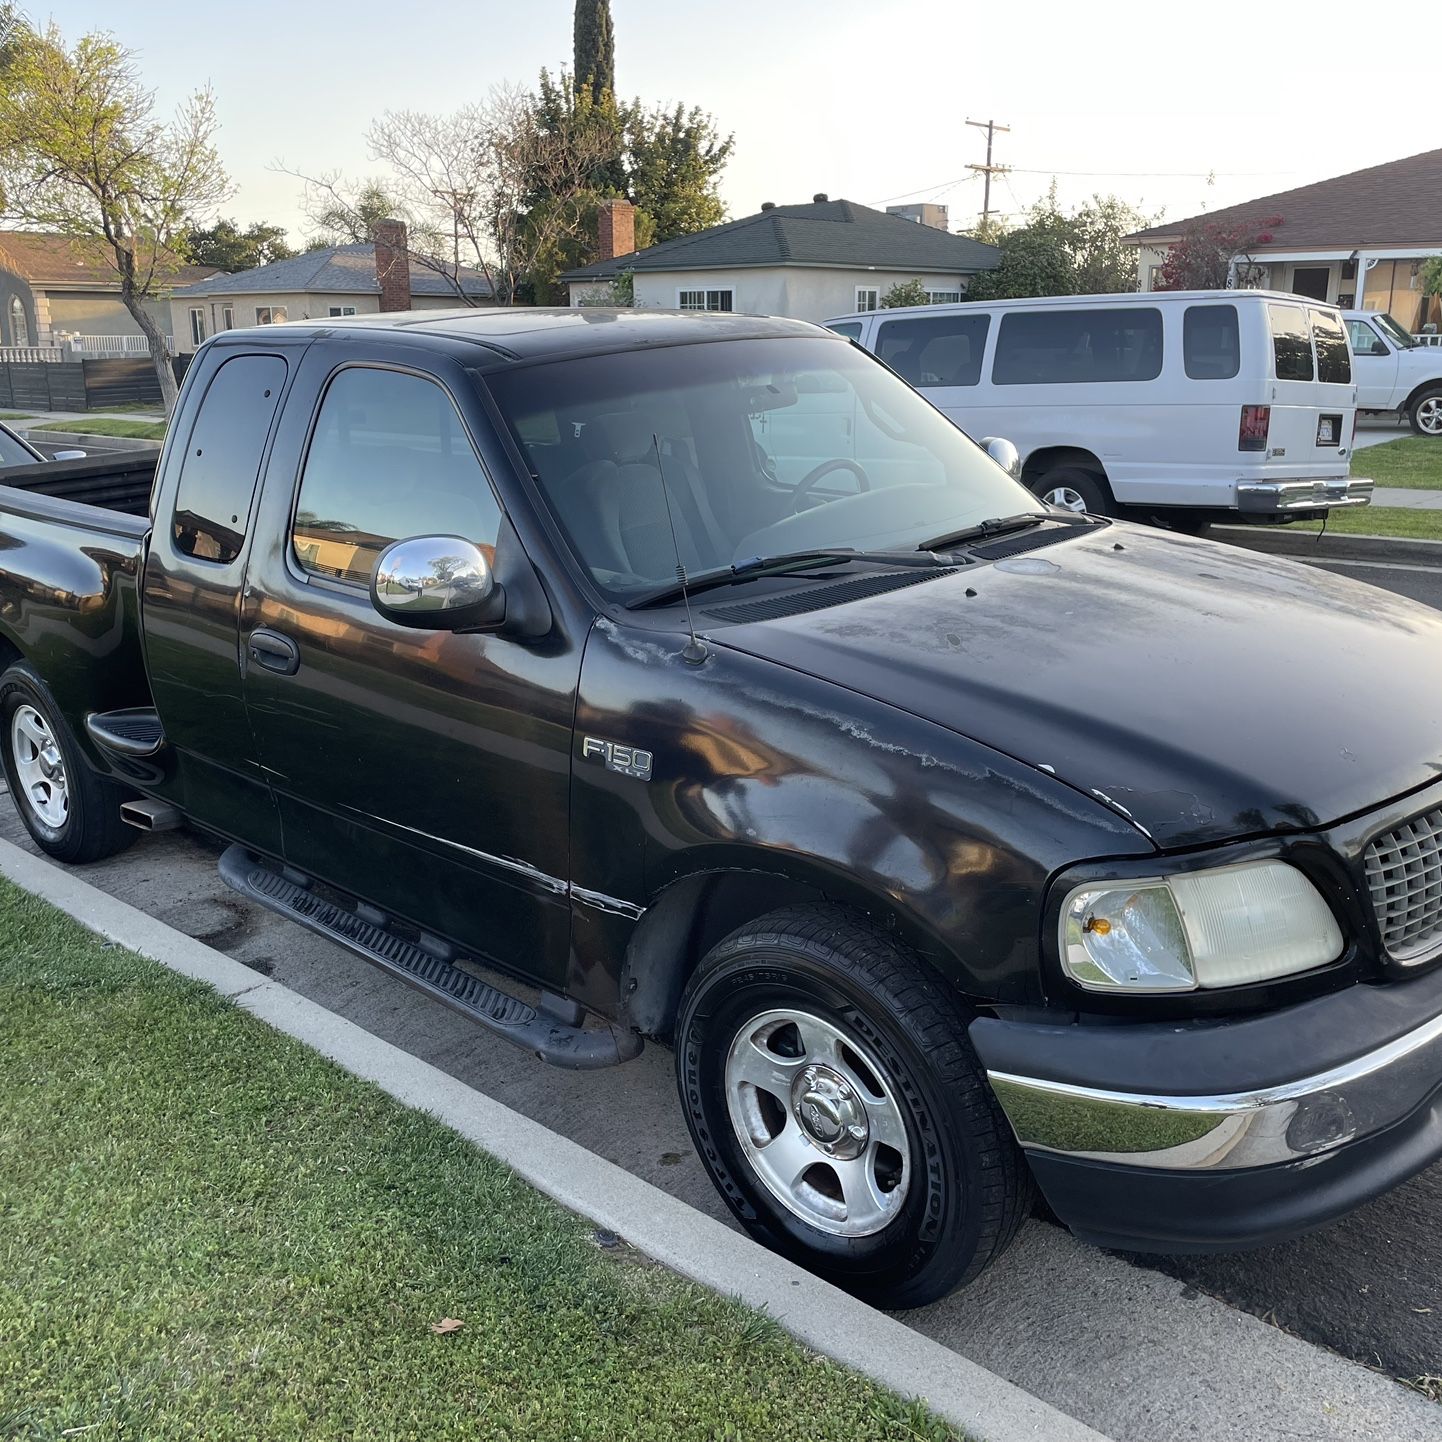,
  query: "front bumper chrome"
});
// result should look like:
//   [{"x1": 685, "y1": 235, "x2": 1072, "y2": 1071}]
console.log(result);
[
  {"x1": 1236, "y1": 476, "x2": 1373, "y2": 513},
  {"x1": 989, "y1": 1006, "x2": 1442, "y2": 1172}
]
